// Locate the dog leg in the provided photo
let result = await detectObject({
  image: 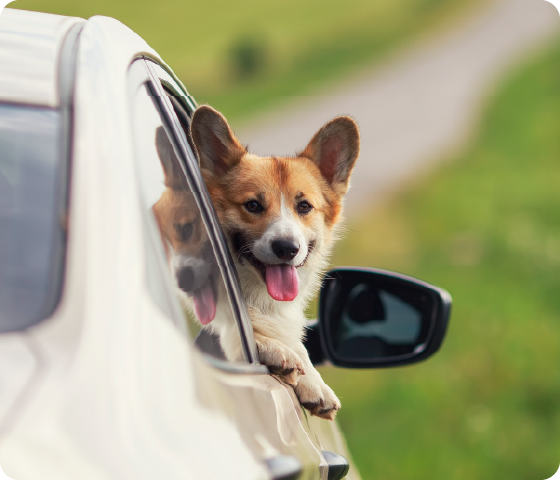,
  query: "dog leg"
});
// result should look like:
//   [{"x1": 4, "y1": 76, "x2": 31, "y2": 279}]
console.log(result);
[
  {"x1": 291, "y1": 343, "x2": 341, "y2": 420},
  {"x1": 254, "y1": 332, "x2": 305, "y2": 386}
]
